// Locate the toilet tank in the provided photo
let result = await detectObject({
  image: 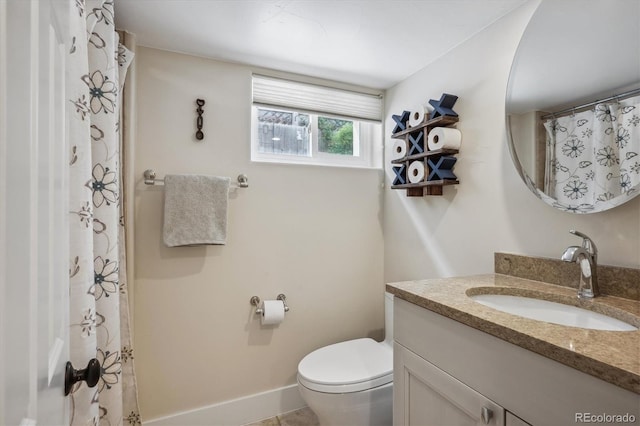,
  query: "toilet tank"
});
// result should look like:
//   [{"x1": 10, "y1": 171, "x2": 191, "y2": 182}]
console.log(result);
[{"x1": 383, "y1": 292, "x2": 394, "y2": 345}]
